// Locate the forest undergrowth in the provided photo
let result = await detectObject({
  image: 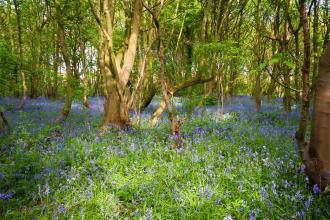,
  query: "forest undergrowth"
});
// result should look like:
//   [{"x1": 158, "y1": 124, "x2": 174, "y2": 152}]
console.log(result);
[{"x1": 0, "y1": 96, "x2": 329, "y2": 219}]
